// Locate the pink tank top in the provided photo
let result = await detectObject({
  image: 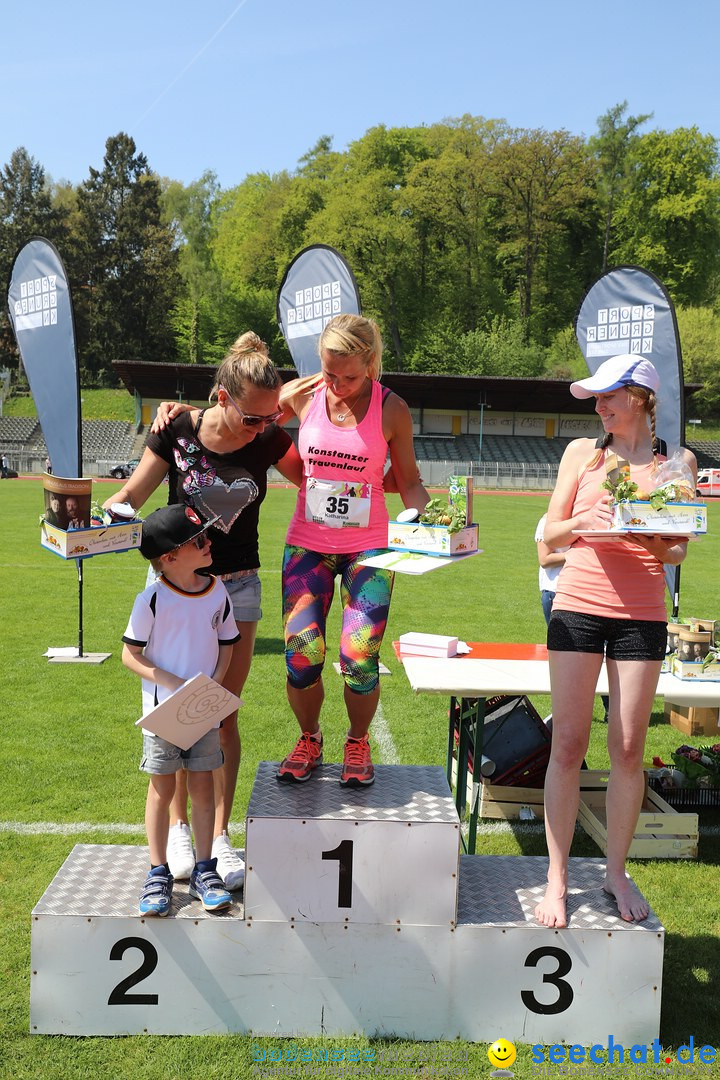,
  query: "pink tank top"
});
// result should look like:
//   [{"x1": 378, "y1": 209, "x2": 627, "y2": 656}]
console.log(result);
[
  {"x1": 286, "y1": 380, "x2": 390, "y2": 553},
  {"x1": 552, "y1": 449, "x2": 668, "y2": 621}
]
